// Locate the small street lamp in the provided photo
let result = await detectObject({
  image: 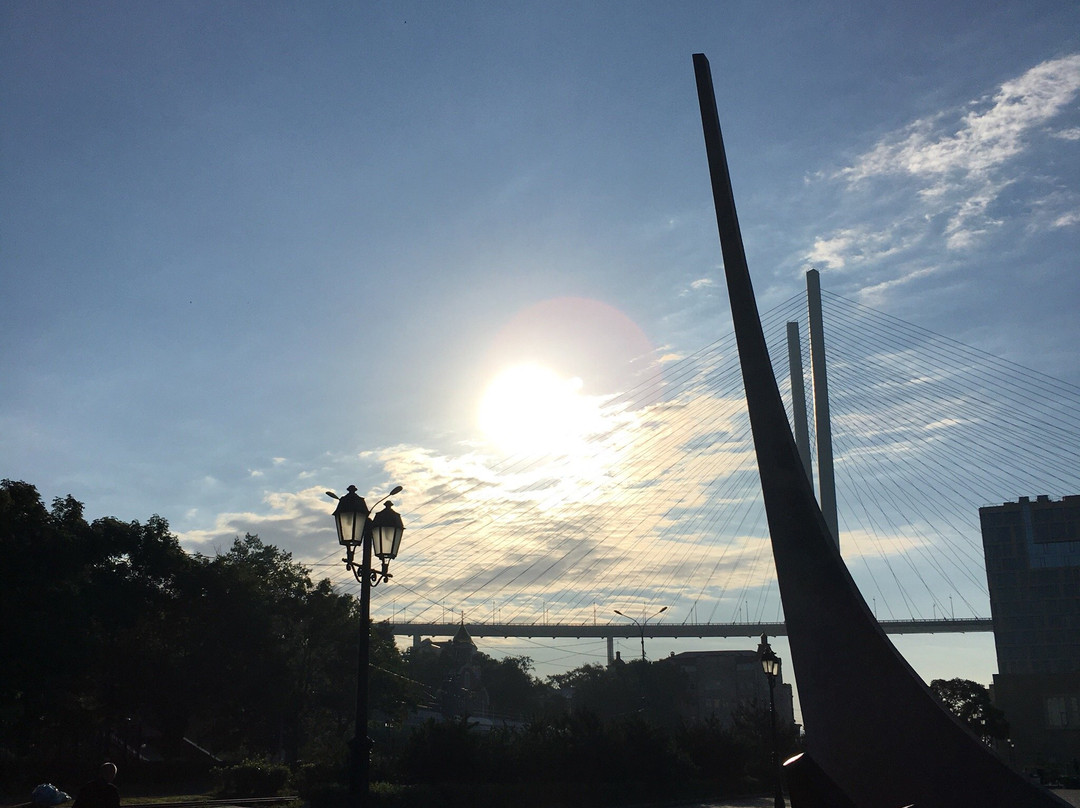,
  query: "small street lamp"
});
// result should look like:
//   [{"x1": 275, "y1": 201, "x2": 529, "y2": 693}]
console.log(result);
[
  {"x1": 614, "y1": 606, "x2": 668, "y2": 661},
  {"x1": 759, "y1": 634, "x2": 786, "y2": 808},
  {"x1": 327, "y1": 484, "x2": 405, "y2": 808}
]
